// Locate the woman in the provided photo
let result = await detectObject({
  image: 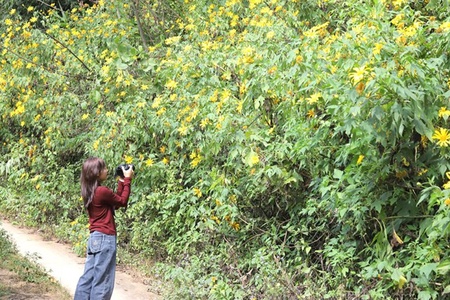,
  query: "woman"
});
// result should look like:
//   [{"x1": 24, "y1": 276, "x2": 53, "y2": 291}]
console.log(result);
[{"x1": 74, "y1": 157, "x2": 134, "y2": 300}]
